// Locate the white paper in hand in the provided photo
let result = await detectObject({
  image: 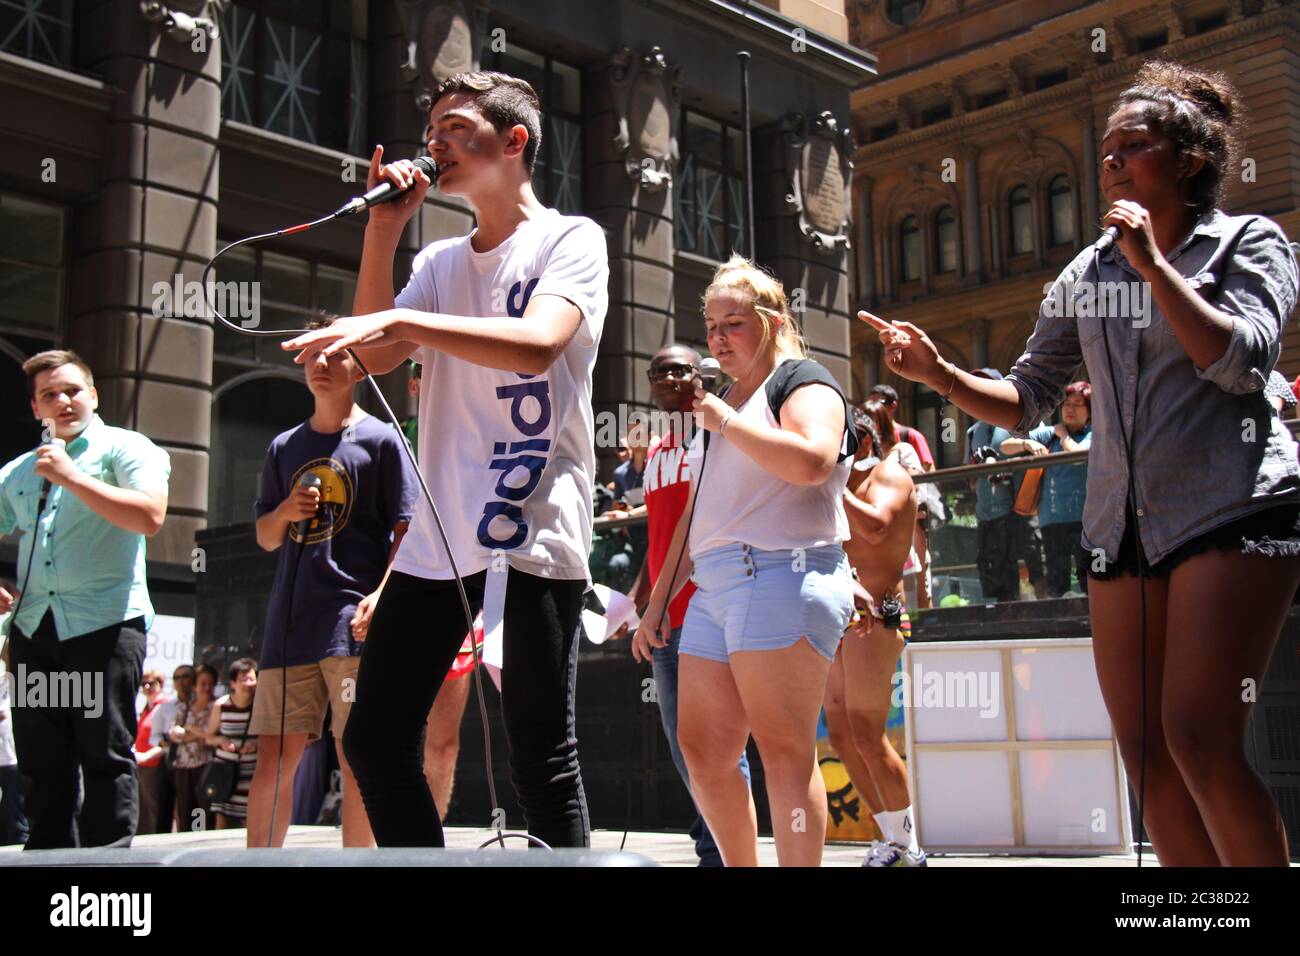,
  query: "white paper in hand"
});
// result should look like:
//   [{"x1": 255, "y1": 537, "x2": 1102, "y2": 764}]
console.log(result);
[{"x1": 582, "y1": 584, "x2": 641, "y2": 645}]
